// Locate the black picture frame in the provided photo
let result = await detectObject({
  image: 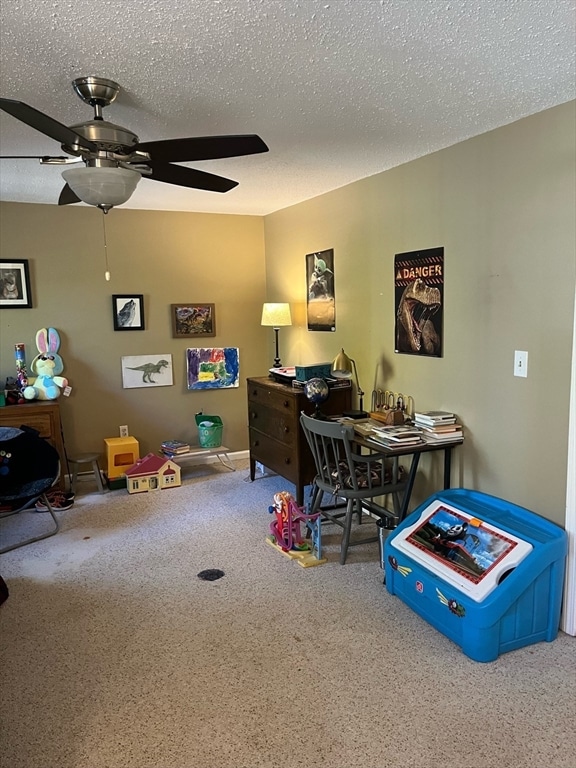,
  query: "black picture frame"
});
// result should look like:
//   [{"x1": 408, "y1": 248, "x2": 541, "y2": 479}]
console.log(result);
[
  {"x1": 112, "y1": 294, "x2": 145, "y2": 331},
  {"x1": 0, "y1": 259, "x2": 33, "y2": 308}
]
